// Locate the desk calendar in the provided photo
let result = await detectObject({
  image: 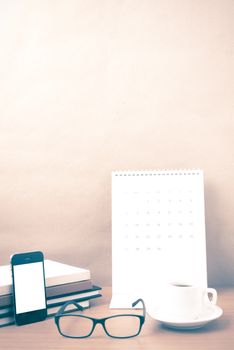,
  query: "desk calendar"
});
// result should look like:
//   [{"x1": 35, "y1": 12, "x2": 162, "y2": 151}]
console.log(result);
[{"x1": 110, "y1": 170, "x2": 207, "y2": 308}]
